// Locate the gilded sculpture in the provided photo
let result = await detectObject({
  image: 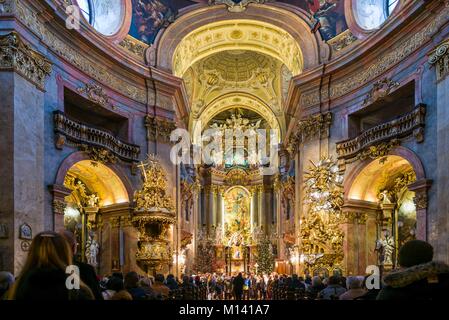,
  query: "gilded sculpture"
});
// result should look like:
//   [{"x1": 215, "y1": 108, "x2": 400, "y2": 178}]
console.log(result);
[
  {"x1": 300, "y1": 158, "x2": 344, "y2": 272},
  {"x1": 133, "y1": 155, "x2": 175, "y2": 274}
]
